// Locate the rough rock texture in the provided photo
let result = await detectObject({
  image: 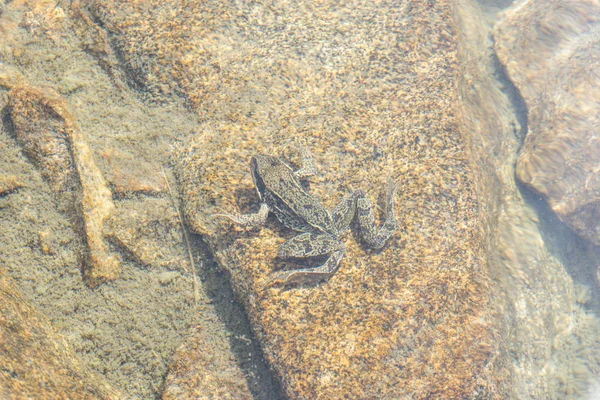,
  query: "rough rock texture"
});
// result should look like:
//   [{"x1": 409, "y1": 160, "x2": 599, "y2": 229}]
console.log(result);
[
  {"x1": 0, "y1": 268, "x2": 120, "y2": 399},
  {"x1": 495, "y1": 0, "x2": 600, "y2": 245},
  {"x1": 8, "y1": 86, "x2": 78, "y2": 197},
  {"x1": 1, "y1": 1, "x2": 260, "y2": 398},
  {"x1": 163, "y1": 324, "x2": 253, "y2": 400},
  {"x1": 97, "y1": 148, "x2": 167, "y2": 195},
  {"x1": 7, "y1": 85, "x2": 120, "y2": 286},
  {"x1": 89, "y1": 0, "x2": 500, "y2": 397},
  {"x1": 3, "y1": 0, "x2": 598, "y2": 397},
  {"x1": 88, "y1": 0, "x2": 221, "y2": 105},
  {"x1": 0, "y1": 175, "x2": 23, "y2": 196},
  {"x1": 105, "y1": 197, "x2": 187, "y2": 269}
]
